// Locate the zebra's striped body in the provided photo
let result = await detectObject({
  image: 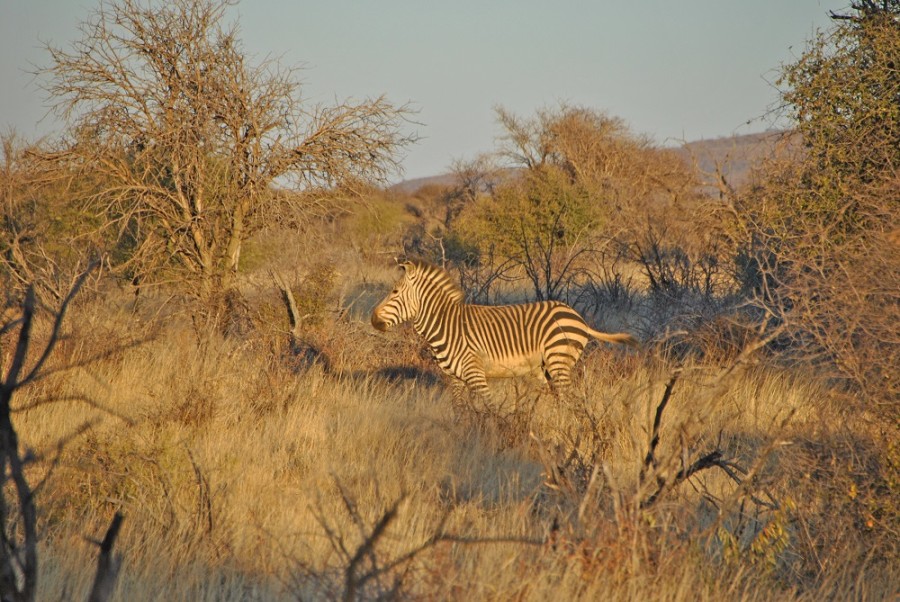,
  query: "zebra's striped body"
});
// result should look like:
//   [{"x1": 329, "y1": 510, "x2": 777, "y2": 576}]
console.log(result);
[{"x1": 371, "y1": 261, "x2": 637, "y2": 399}]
